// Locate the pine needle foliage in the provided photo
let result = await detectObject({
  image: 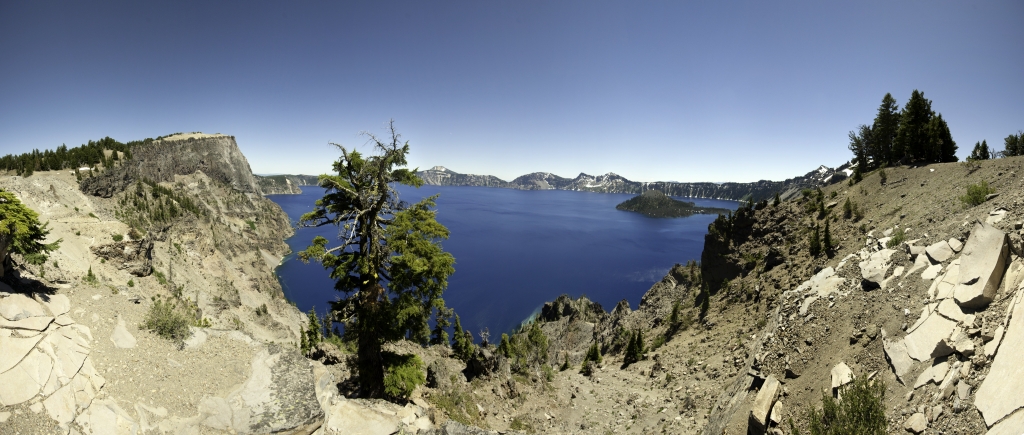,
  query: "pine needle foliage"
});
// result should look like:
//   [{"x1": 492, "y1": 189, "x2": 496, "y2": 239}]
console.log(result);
[
  {"x1": 0, "y1": 189, "x2": 60, "y2": 275},
  {"x1": 298, "y1": 121, "x2": 455, "y2": 399}
]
